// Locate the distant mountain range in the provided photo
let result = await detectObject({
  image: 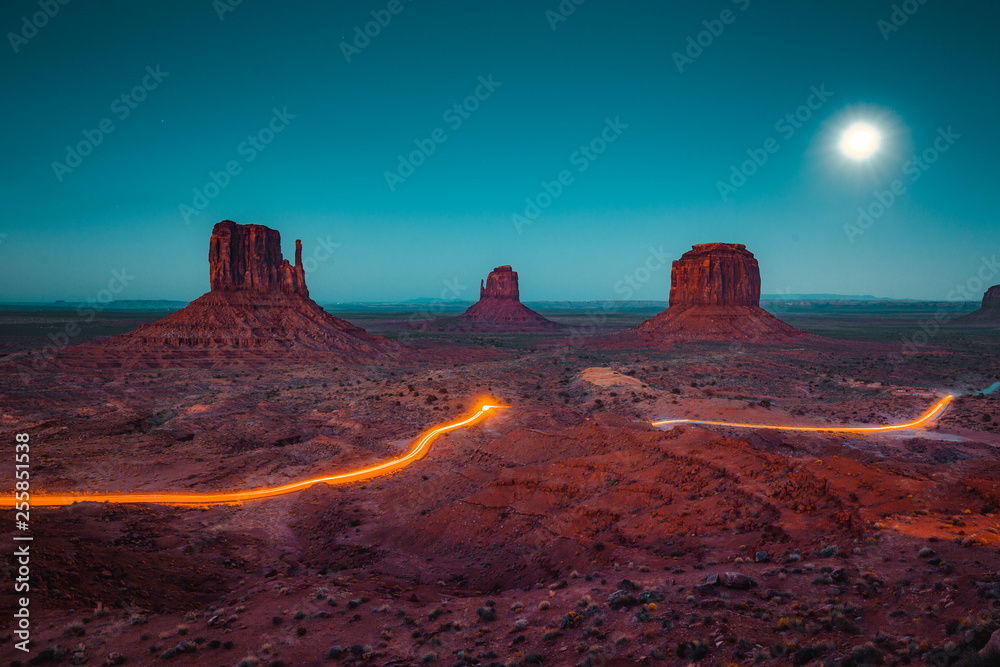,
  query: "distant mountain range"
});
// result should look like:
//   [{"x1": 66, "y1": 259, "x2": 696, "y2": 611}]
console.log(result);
[
  {"x1": 0, "y1": 300, "x2": 189, "y2": 312},
  {"x1": 761, "y1": 293, "x2": 895, "y2": 301},
  {"x1": 0, "y1": 295, "x2": 981, "y2": 313}
]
